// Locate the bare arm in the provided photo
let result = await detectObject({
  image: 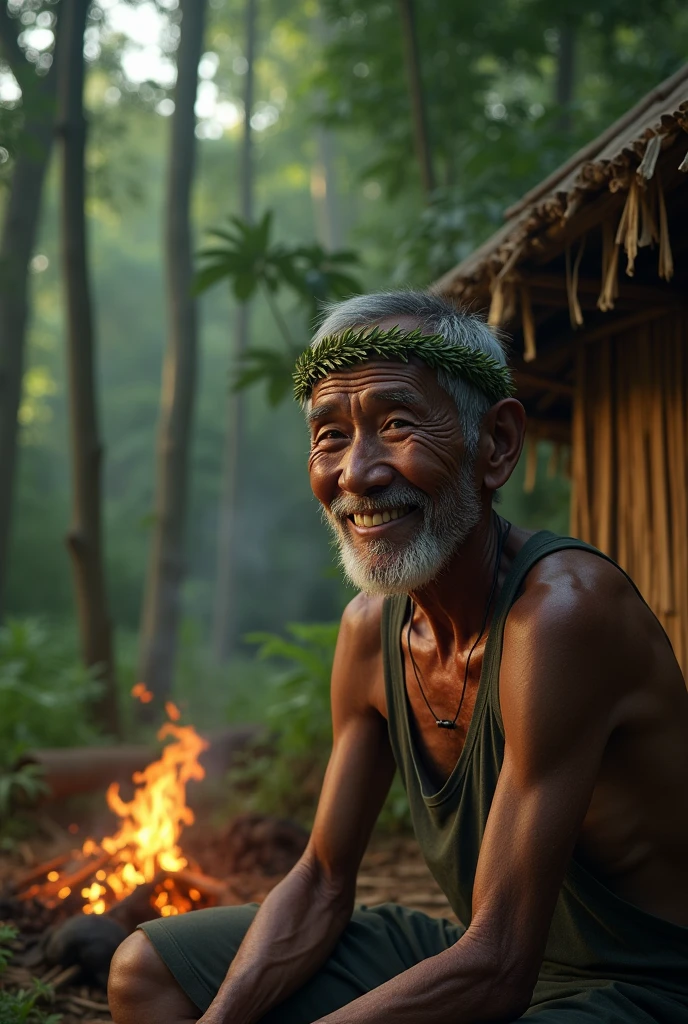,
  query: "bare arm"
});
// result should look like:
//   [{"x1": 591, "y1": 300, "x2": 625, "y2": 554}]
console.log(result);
[
  {"x1": 311, "y1": 581, "x2": 624, "y2": 1023},
  {"x1": 199, "y1": 595, "x2": 395, "y2": 1024}
]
